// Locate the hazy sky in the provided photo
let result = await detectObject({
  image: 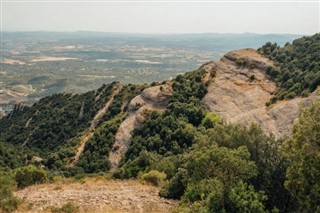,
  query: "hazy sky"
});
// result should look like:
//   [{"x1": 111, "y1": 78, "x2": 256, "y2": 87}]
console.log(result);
[{"x1": 1, "y1": 1, "x2": 319, "y2": 34}]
